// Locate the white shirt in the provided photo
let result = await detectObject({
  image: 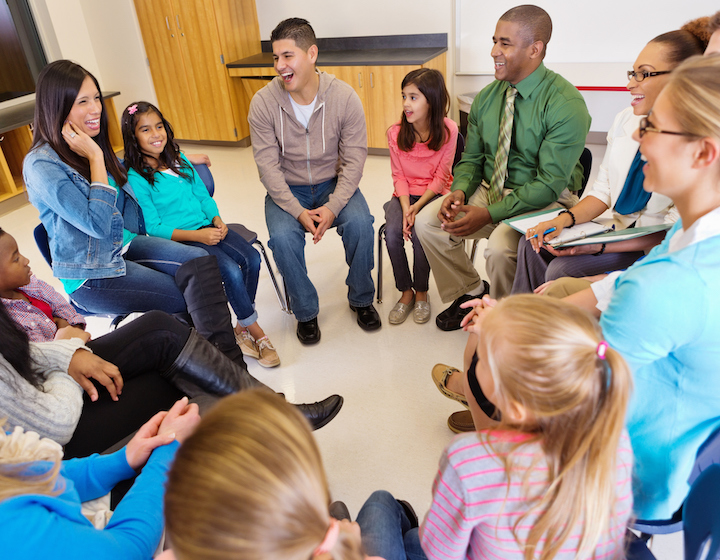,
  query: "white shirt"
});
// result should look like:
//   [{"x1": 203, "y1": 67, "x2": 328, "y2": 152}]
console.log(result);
[{"x1": 289, "y1": 93, "x2": 317, "y2": 128}]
